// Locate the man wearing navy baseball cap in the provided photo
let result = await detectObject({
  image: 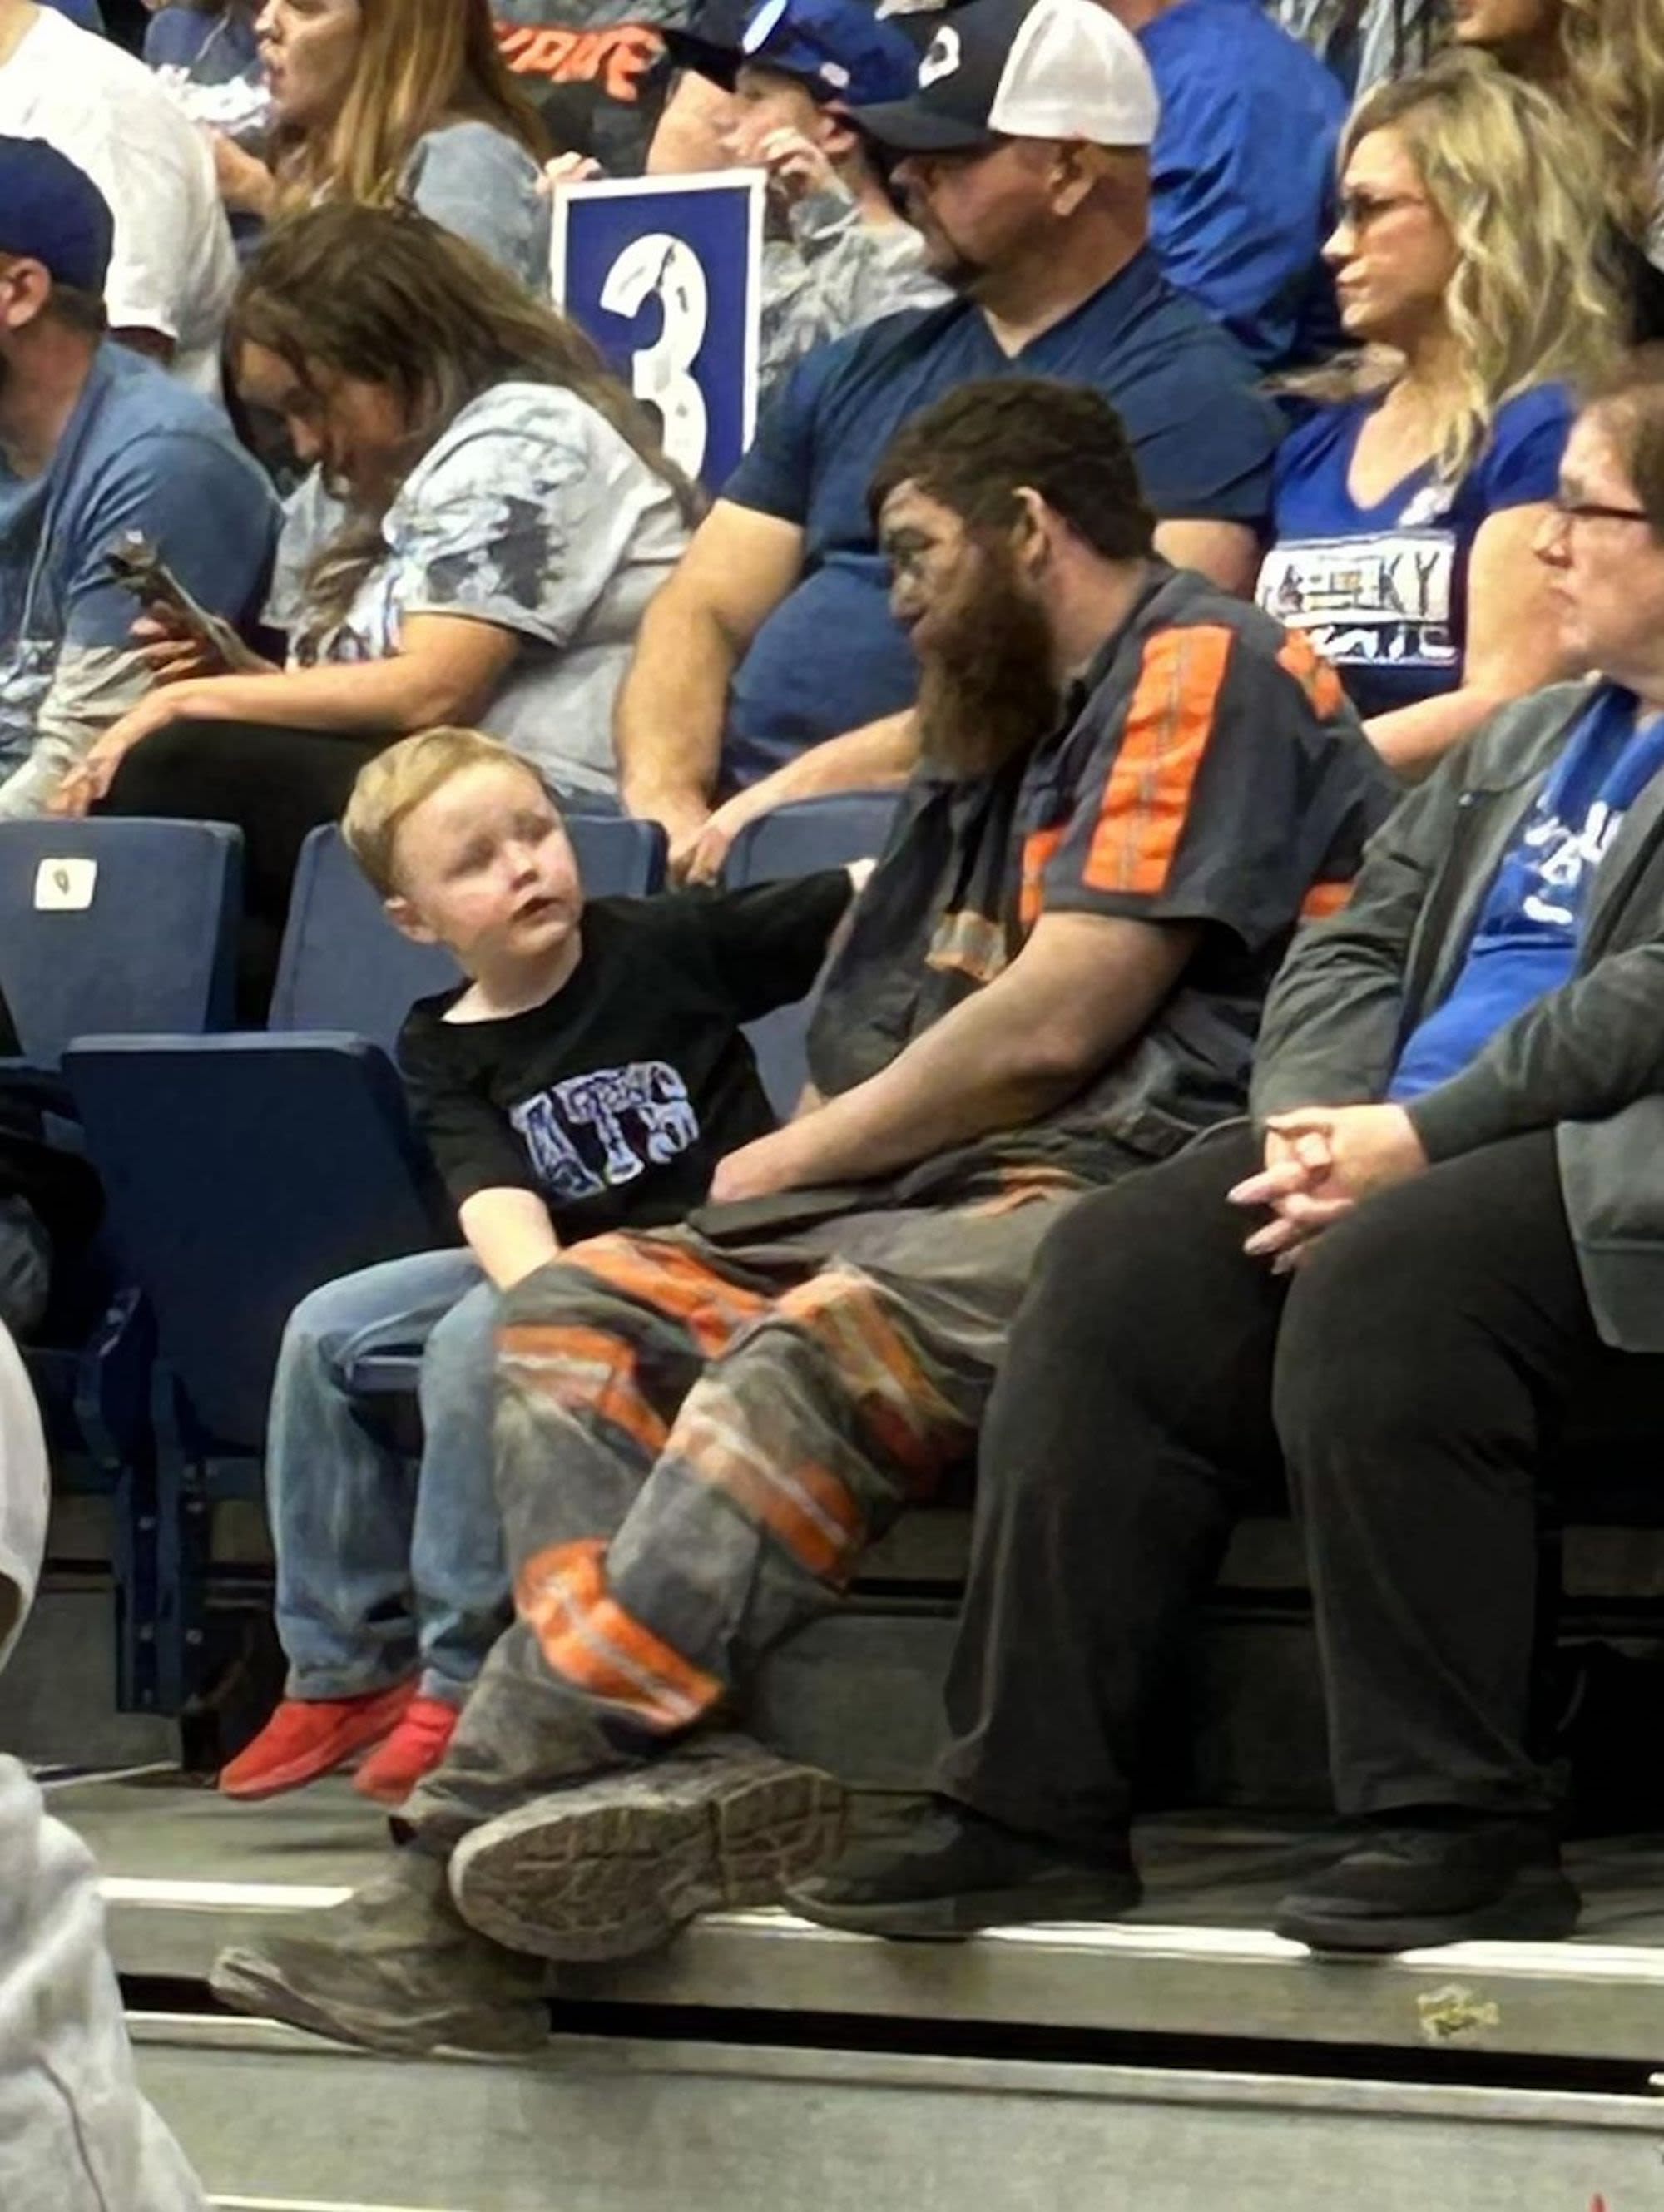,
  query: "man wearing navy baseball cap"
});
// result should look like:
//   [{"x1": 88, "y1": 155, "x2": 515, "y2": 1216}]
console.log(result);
[
  {"x1": 646, "y1": 0, "x2": 946, "y2": 395},
  {"x1": 0, "y1": 136, "x2": 279, "y2": 819},
  {"x1": 617, "y1": 0, "x2": 1282, "y2": 883}
]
